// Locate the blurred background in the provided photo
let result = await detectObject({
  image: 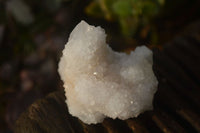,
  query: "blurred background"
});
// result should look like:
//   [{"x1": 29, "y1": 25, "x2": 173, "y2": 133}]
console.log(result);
[{"x1": 0, "y1": 0, "x2": 199, "y2": 132}]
